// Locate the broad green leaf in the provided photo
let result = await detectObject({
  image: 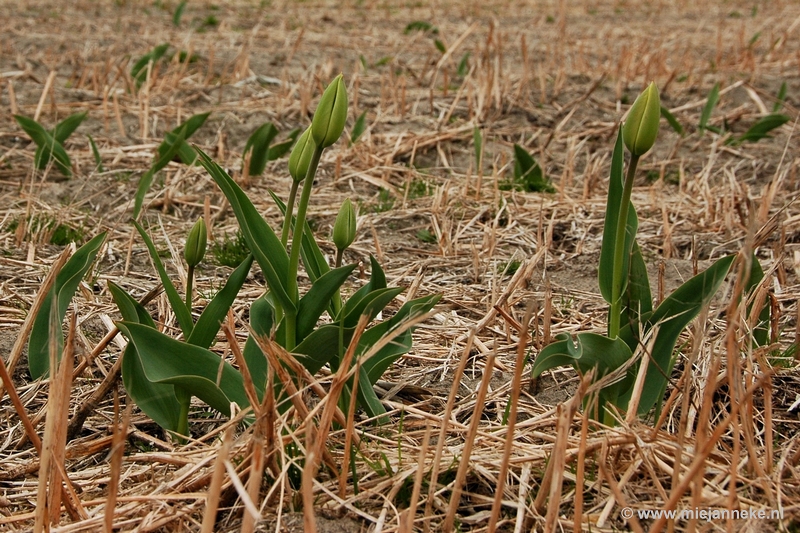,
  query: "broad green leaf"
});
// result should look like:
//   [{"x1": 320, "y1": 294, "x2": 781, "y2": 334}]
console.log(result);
[
  {"x1": 343, "y1": 287, "x2": 404, "y2": 329},
  {"x1": 186, "y1": 254, "x2": 254, "y2": 349},
  {"x1": 350, "y1": 111, "x2": 367, "y2": 145},
  {"x1": 356, "y1": 365, "x2": 388, "y2": 421},
  {"x1": 508, "y1": 144, "x2": 554, "y2": 193},
  {"x1": 242, "y1": 294, "x2": 275, "y2": 400},
  {"x1": 294, "y1": 324, "x2": 355, "y2": 374},
  {"x1": 339, "y1": 255, "x2": 386, "y2": 320},
  {"x1": 15, "y1": 115, "x2": 73, "y2": 177},
  {"x1": 29, "y1": 232, "x2": 106, "y2": 378},
  {"x1": 621, "y1": 241, "x2": 652, "y2": 329},
  {"x1": 135, "y1": 126, "x2": 187, "y2": 218},
  {"x1": 107, "y1": 281, "x2": 156, "y2": 328},
  {"x1": 116, "y1": 322, "x2": 250, "y2": 416},
  {"x1": 734, "y1": 113, "x2": 789, "y2": 144},
  {"x1": 295, "y1": 264, "x2": 356, "y2": 341},
  {"x1": 243, "y1": 122, "x2": 279, "y2": 176},
  {"x1": 197, "y1": 149, "x2": 295, "y2": 313},
  {"x1": 598, "y1": 128, "x2": 638, "y2": 304},
  {"x1": 699, "y1": 82, "x2": 719, "y2": 131},
  {"x1": 360, "y1": 293, "x2": 441, "y2": 383},
  {"x1": 157, "y1": 112, "x2": 210, "y2": 165},
  {"x1": 108, "y1": 282, "x2": 181, "y2": 431},
  {"x1": 266, "y1": 128, "x2": 300, "y2": 161},
  {"x1": 53, "y1": 112, "x2": 87, "y2": 143},
  {"x1": 132, "y1": 220, "x2": 194, "y2": 336},
  {"x1": 660, "y1": 106, "x2": 684, "y2": 136},
  {"x1": 632, "y1": 254, "x2": 735, "y2": 415}
]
